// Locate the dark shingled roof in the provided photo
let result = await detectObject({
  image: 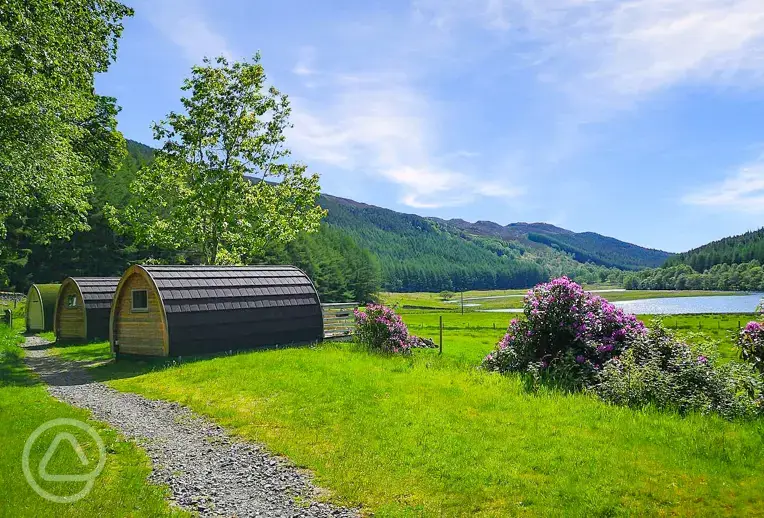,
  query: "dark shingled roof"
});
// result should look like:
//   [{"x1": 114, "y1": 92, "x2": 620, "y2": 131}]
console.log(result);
[
  {"x1": 70, "y1": 277, "x2": 120, "y2": 310},
  {"x1": 143, "y1": 265, "x2": 320, "y2": 314},
  {"x1": 134, "y1": 265, "x2": 323, "y2": 356}
]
